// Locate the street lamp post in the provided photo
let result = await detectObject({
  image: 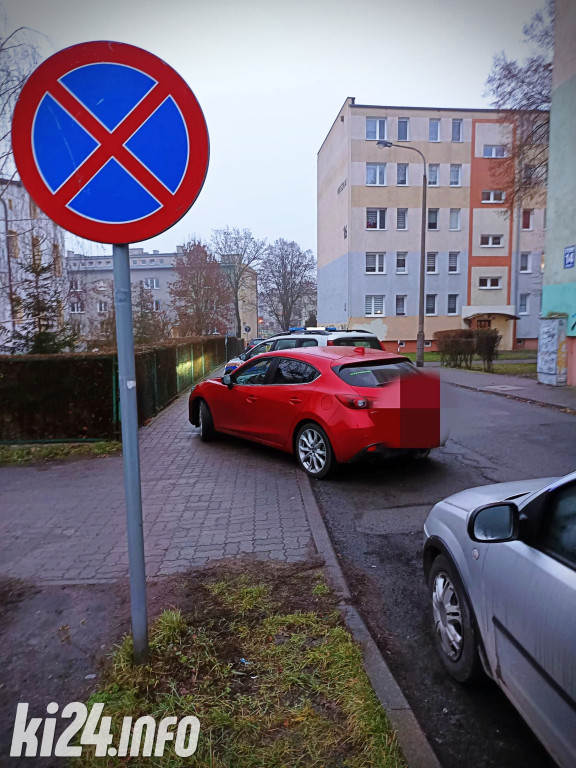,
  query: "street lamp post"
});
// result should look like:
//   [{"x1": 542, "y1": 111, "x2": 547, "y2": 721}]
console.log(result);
[{"x1": 377, "y1": 140, "x2": 427, "y2": 367}]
